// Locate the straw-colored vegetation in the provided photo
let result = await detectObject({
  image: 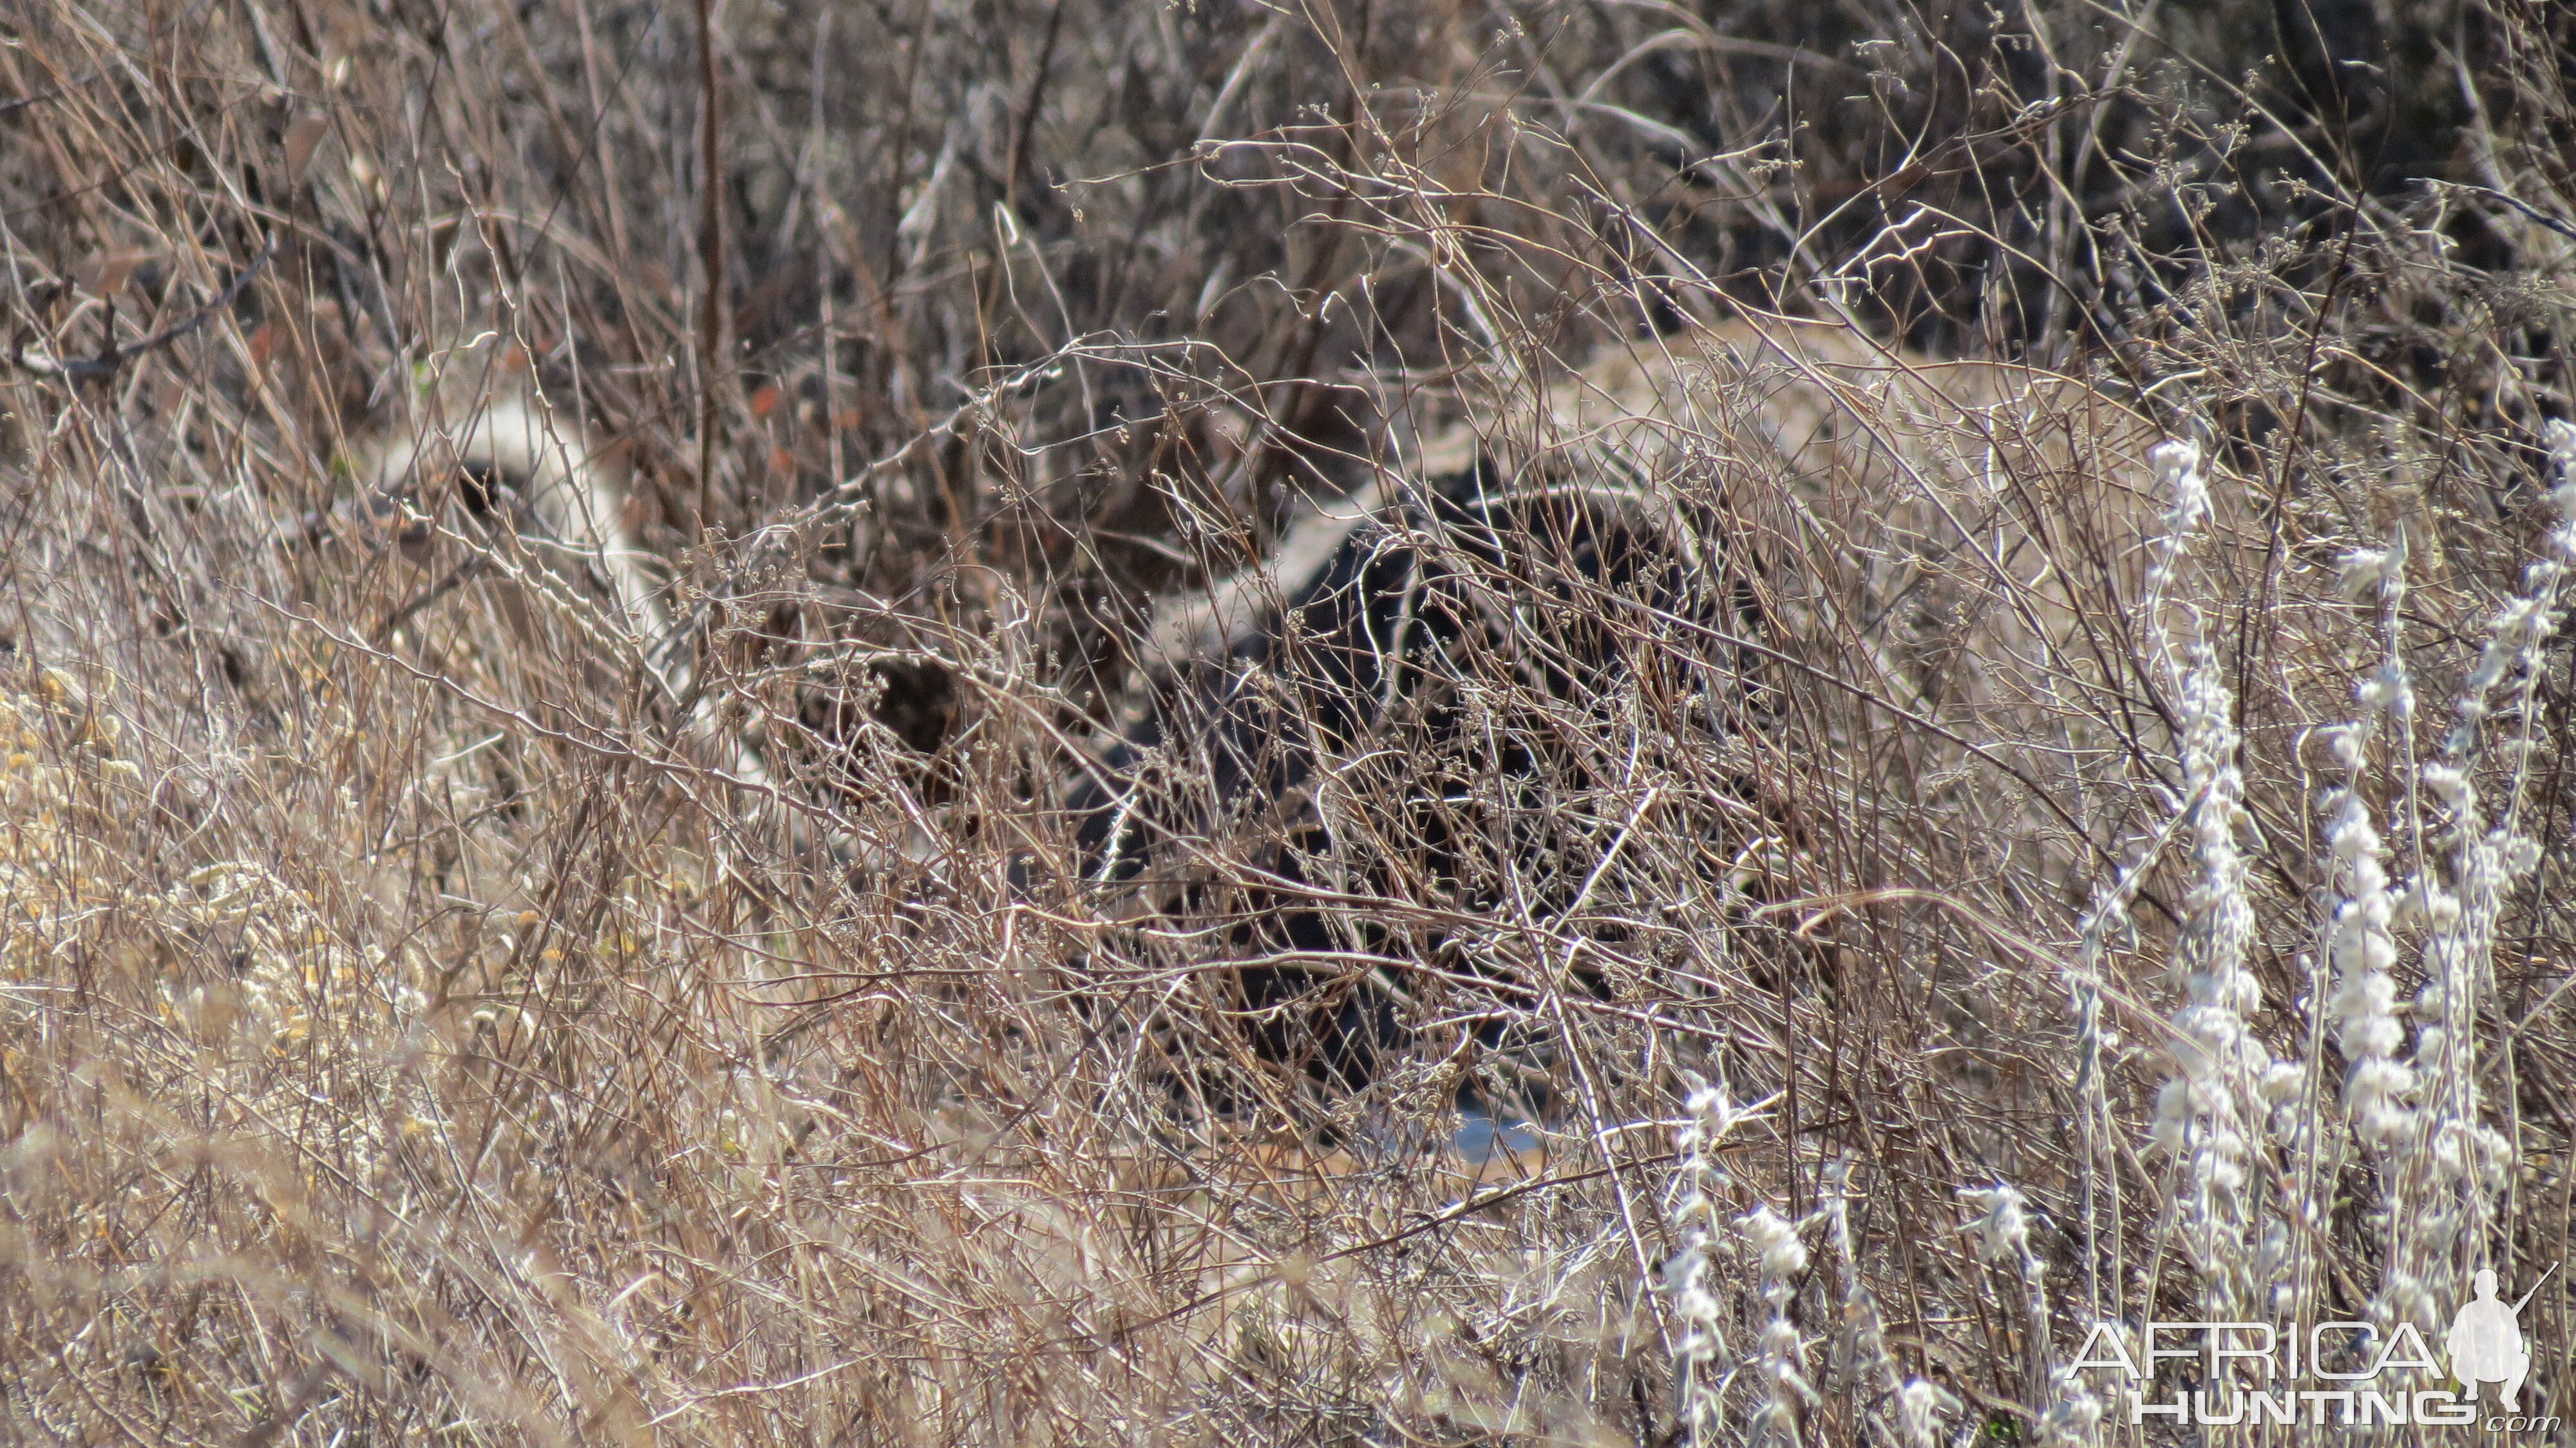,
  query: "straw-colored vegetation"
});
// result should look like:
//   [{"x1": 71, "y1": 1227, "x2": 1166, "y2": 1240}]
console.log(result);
[{"x1": 3, "y1": 0, "x2": 2573, "y2": 1442}]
